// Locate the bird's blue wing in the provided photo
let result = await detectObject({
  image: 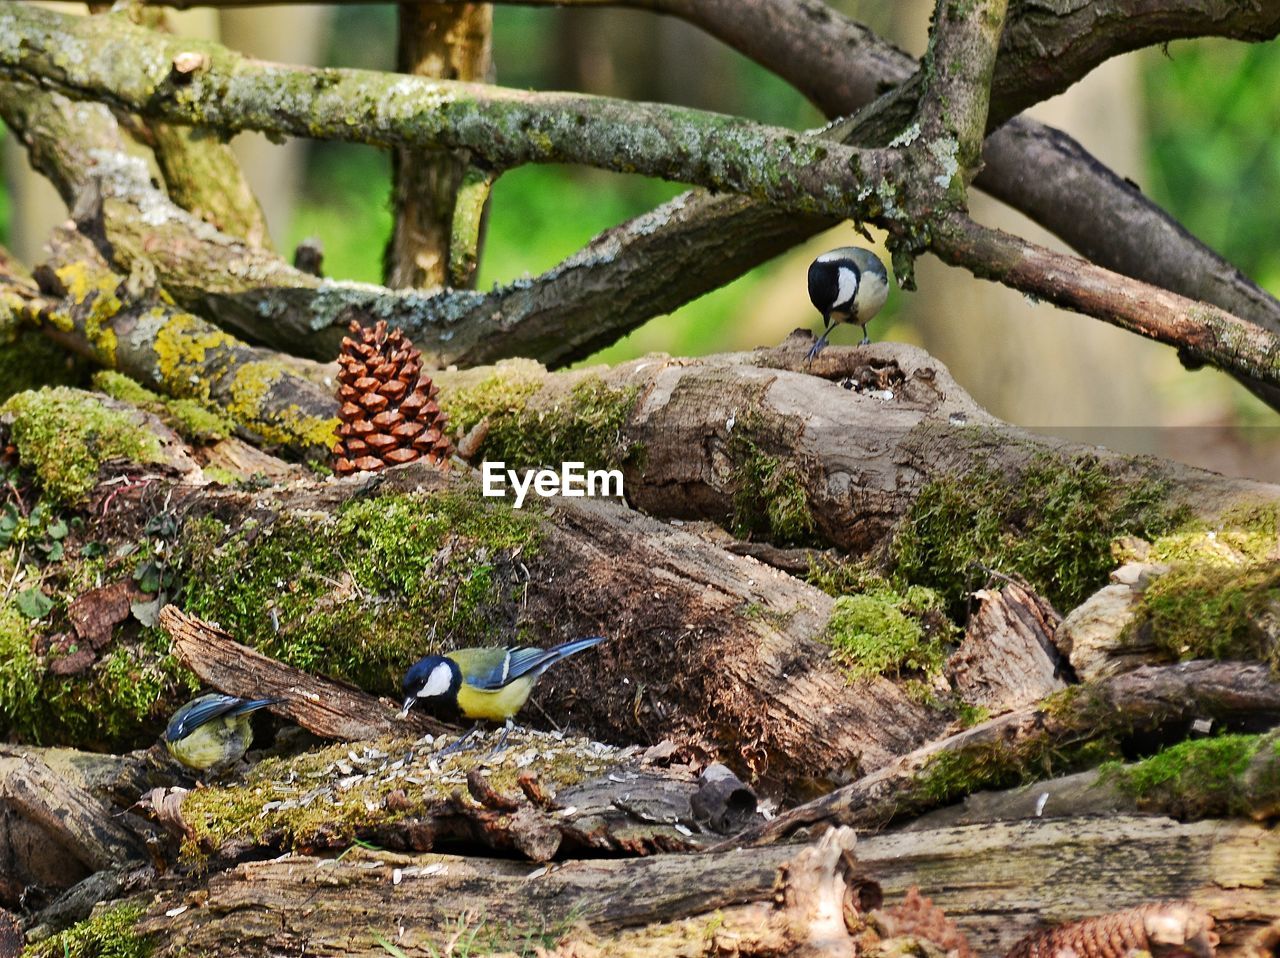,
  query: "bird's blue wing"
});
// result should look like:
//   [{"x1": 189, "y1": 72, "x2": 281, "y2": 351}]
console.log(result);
[
  {"x1": 165, "y1": 694, "x2": 278, "y2": 742},
  {"x1": 453, "y1": 637, "x2": 606, "y2": 690}
]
